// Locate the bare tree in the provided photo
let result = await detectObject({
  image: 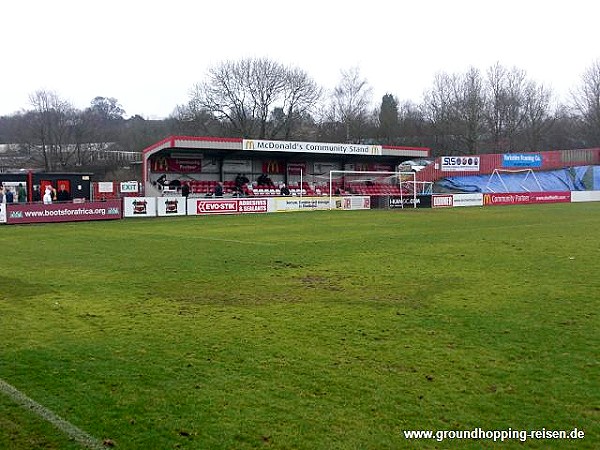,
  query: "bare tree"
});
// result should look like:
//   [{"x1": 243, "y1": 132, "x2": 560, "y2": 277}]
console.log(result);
[
  {"x1": 328, "y1": 67, "x2": 373, "y2": 142},
  {"x1": 168, "y1": 103, "x2": 223, "y2": 136},
  {"x1": 521, "y1": 81, "x2": 555, "y2": 151},
  {"x1": 27, "y1": 90, "x2": 76, "y2": 170},
  {"x1": 453, "y1": 67, "x2": 485, "y2": 154},
  {"x1": 274, "y1": 67, "x2": 321, "y2": 139},
  {"x1": 571, "y1": 59, "x2": 600, "y2": 146},
  {"x1": 422, "y1": 72, "x2": 463, "y2": 154},
  {"x1": 190, "y1": 58, "x2": 287, "y2": 138},
  {"x1": 188, "y1": 58, "x2": 321, "y2": 140}
]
